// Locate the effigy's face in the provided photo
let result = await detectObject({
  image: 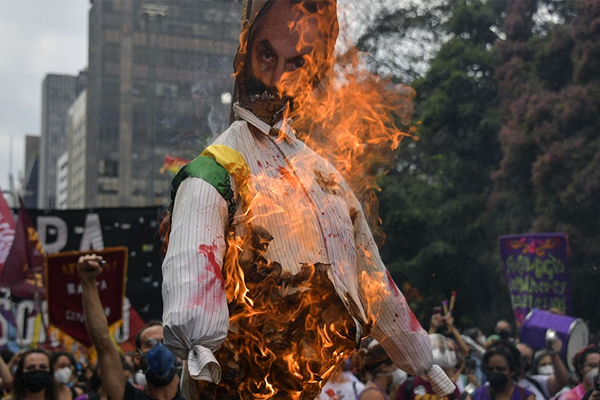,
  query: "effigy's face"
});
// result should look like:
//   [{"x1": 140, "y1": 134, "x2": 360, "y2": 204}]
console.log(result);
[{"x1": 247, "y1": 1, "x2": 320, "y2": 97}]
